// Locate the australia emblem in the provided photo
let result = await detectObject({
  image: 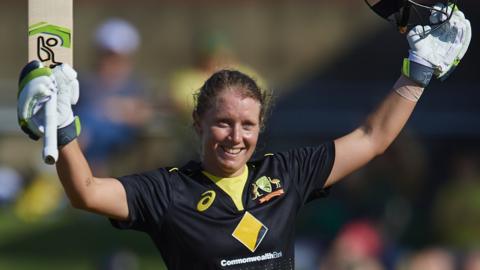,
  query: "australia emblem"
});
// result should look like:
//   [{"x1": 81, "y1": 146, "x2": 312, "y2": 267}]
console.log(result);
[{"x1": 251, "y1": 176, "x2": 284, "y2": 204}]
